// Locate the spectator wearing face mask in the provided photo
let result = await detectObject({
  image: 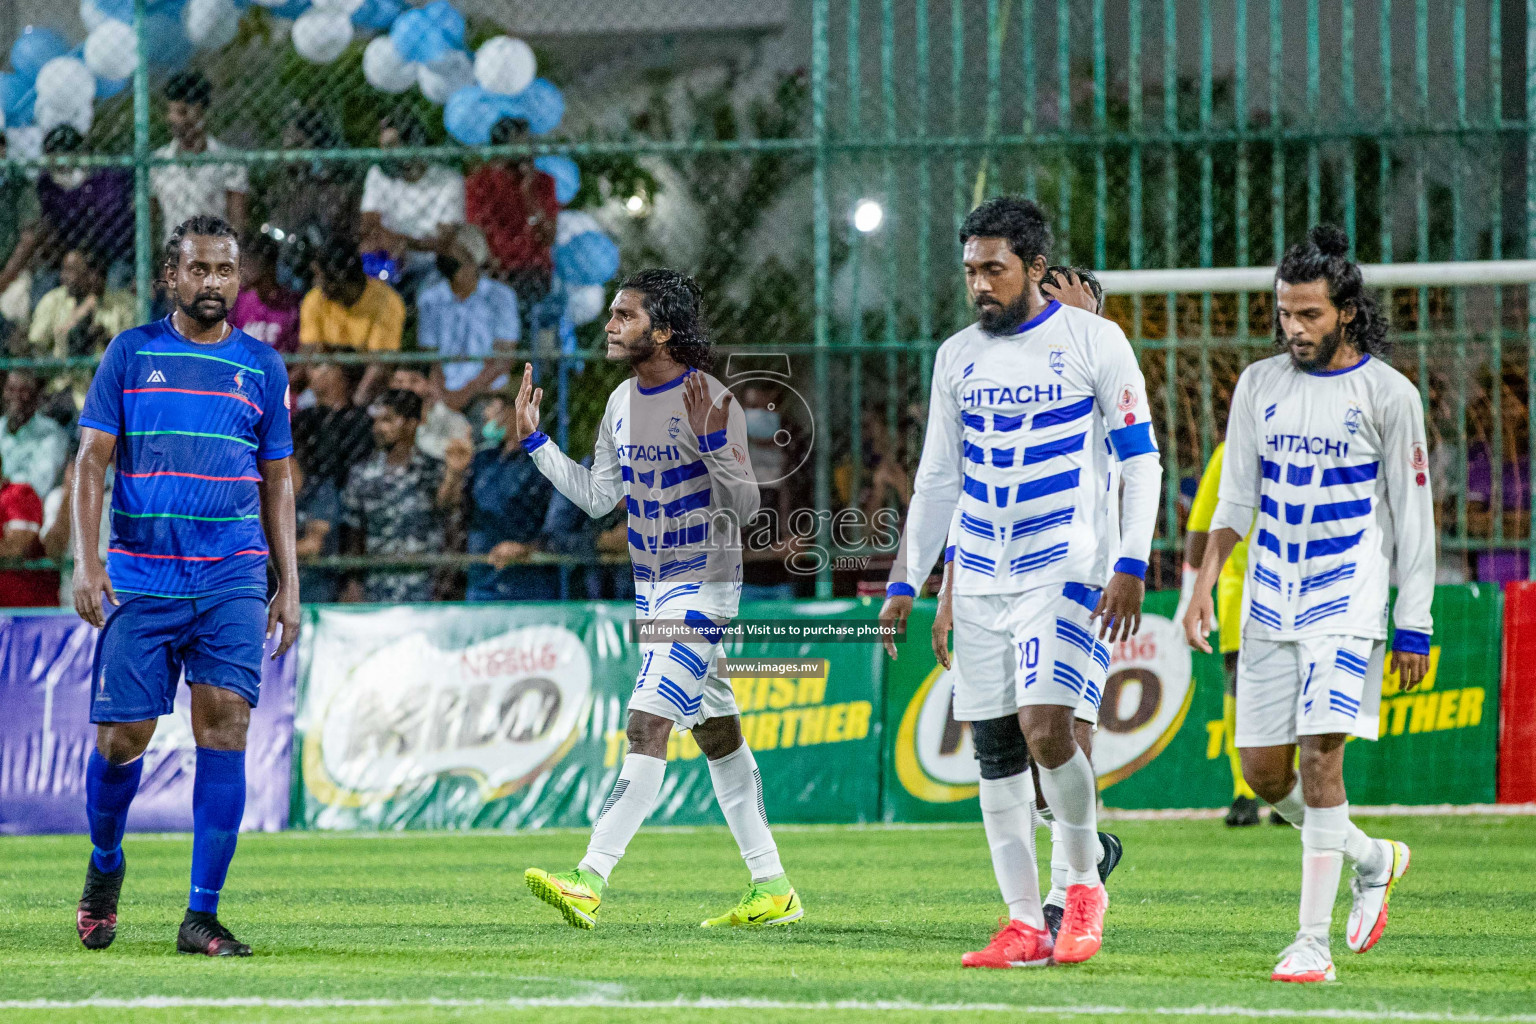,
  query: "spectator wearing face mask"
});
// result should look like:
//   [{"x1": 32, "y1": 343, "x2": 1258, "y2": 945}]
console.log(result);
[
  {"x1": 416, "y1": 223, "x2": 519, "y2": 413},
  {"x1": 462, "y1": 394, "x2": 557, "y2": 602}
]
